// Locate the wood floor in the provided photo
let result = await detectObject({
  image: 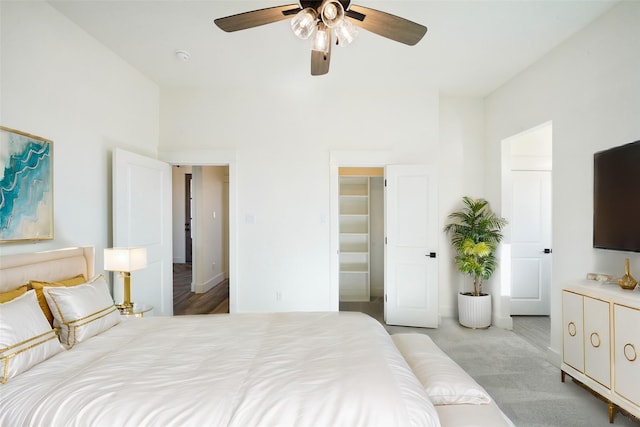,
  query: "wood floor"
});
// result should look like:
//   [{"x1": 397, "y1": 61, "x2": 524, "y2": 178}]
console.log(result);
[{"x1": 173, "y1": 263, "x2": 229, "y2": 315}]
